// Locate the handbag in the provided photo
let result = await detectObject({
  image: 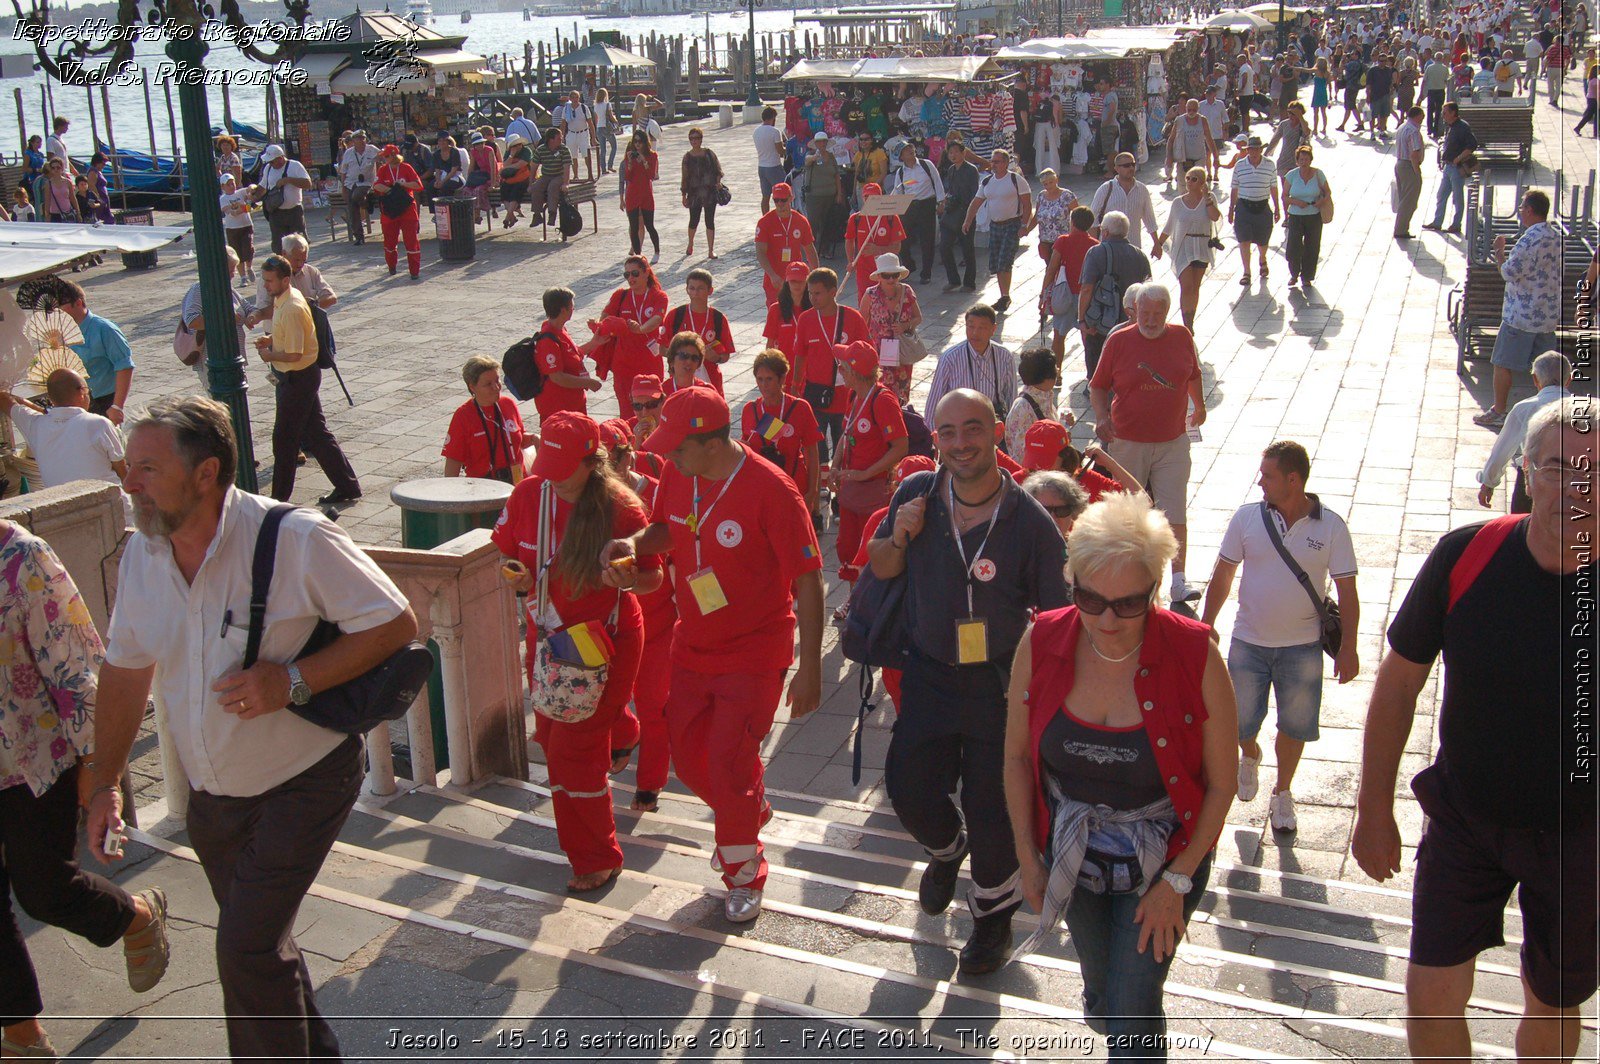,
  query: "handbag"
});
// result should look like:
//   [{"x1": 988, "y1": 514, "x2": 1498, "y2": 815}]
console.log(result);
[
  {"x1": 379, "y1": 181, "x2": 413, "y2": 219},
  {"x1": 173, "y1": 318, "x2": 202, "y2": 367},
  {"x1": 1317, "y1": 172, "x2": 1335, "y2": 223},
  {"x1": 1048, "y1": 278, "x2": 1075, "y2": 316},
  {"x1": 715, "y1": 182, "x2": 732, "y2": 207},
  {"x1": 1258, "y1": 501, "x2": 1342, "y2": 658},
  {"x1": 528, "y1": 481, "x2": 614, "y2": 724},
  {"x1": 841, "y1": 468, "x2": 944, "y2": 668},
  {"x1": 244, "y1": 505, "x2": 434, "y2": 736},
  {"x1": 897, "y1": 329, "x2": 929, "y2": 365},
  {"x1": 261, "y1": 175, "x2": 287, "y2": 214},
  {"x1": 466, "y1": 169, "x2": 490, "y2": 188}
]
